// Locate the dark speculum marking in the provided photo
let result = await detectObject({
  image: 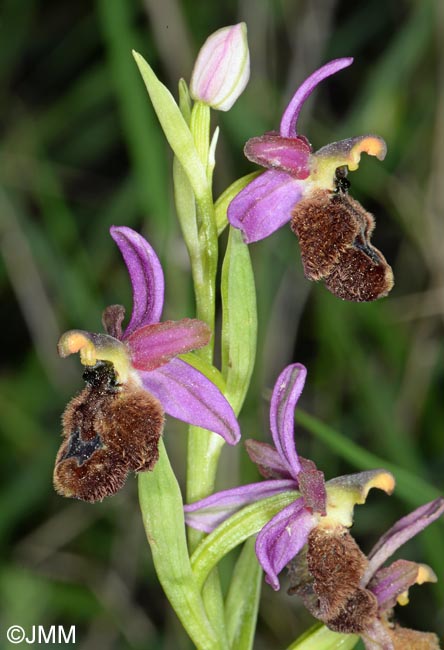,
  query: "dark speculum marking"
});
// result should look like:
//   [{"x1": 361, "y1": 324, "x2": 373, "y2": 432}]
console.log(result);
[
  {"x1": 60, "y1": 428, "x2": 103, "y2": 466},
  {"x1": 291, "y1": 188, "x2": 394, "y2": 302},
  {"x1": 334, "y1": 166, "x2": 351, "y2": 194},
  {"x1": 82, "y1": 360, "x2": 119, "y2": 390},
  {"x1": 53, "y1": 361, "x2": 165, "y2": 503}
]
